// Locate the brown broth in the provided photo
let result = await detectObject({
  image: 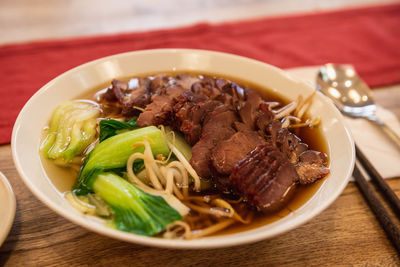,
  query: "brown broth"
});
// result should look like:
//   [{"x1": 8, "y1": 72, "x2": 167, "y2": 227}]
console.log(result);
[
  {"x1": 41, "y1": 71, "x2": 330, "y2": 236},
  {"x1": 41, "y1": 156, "x2": 79, "y2": 193}
]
